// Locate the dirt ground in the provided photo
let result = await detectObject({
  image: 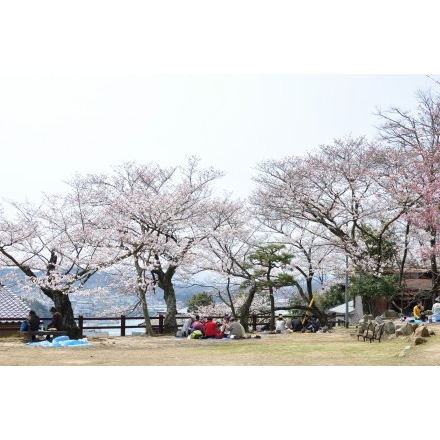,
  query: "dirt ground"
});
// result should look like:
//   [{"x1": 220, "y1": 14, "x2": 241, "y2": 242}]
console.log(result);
[{"x1": 1, "y1": 325, "x2": 440, "y2": 366}]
